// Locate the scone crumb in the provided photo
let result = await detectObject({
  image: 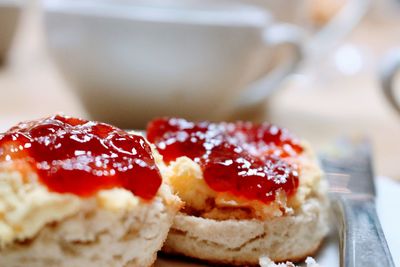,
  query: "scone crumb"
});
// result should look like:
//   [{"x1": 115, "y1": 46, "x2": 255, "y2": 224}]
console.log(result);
[
  {"x1": 259, "y1": 256, "x2": 320, "y2": 267},
  {"x1": 305, "y1": 257, "x2": 320, "y2": 266}
]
